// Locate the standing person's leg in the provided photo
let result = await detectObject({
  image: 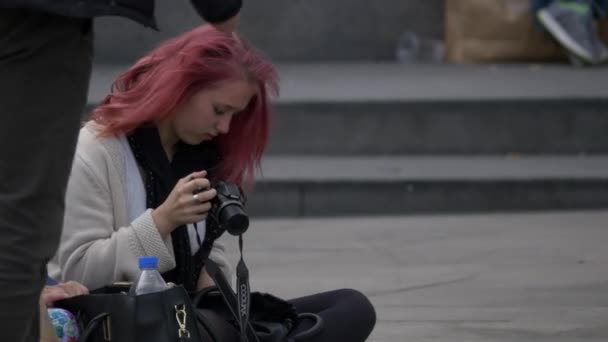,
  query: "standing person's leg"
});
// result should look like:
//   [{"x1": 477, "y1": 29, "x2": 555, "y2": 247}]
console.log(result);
[
  {"x1": 0, "y1": 9, "x2": 93, "y2": 342},
  {"x1": 288, "y1": 289, "x2": 376, "y2": 342},
  {"x1": 534, "y1": 0, "x2": 556, "y2": 12},
  {"x1": 592, "y1": 0, "x2": 608, "y2": 17},
  {"x1": 593, "y1": 0, "x2": 608, "y2": 62}
]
